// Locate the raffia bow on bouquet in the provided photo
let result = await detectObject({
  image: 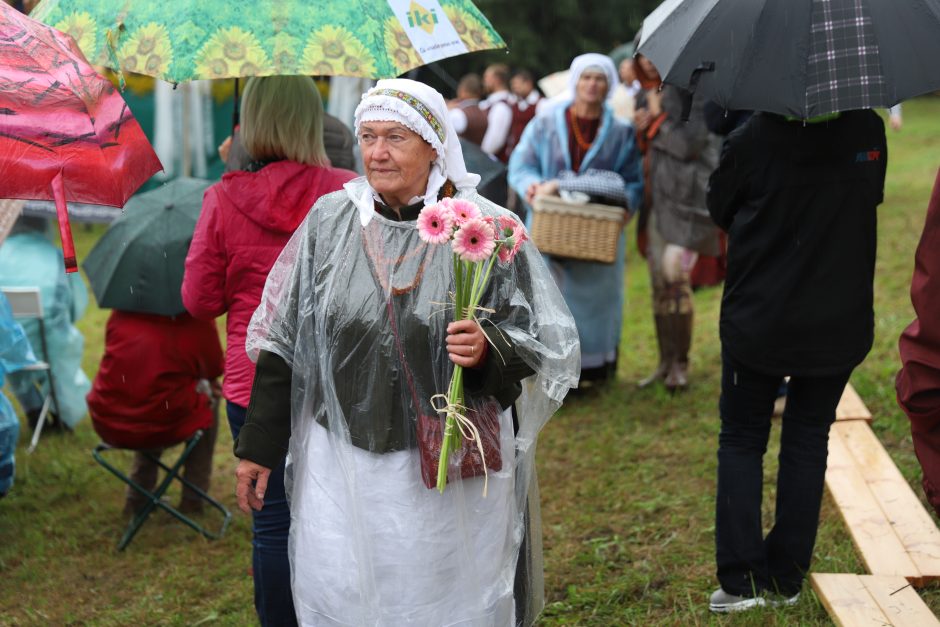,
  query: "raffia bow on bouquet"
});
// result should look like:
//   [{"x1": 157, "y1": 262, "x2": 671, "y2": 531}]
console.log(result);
[{"x1": 416, "y1": 199, "x2": 527, "y2": 494}]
